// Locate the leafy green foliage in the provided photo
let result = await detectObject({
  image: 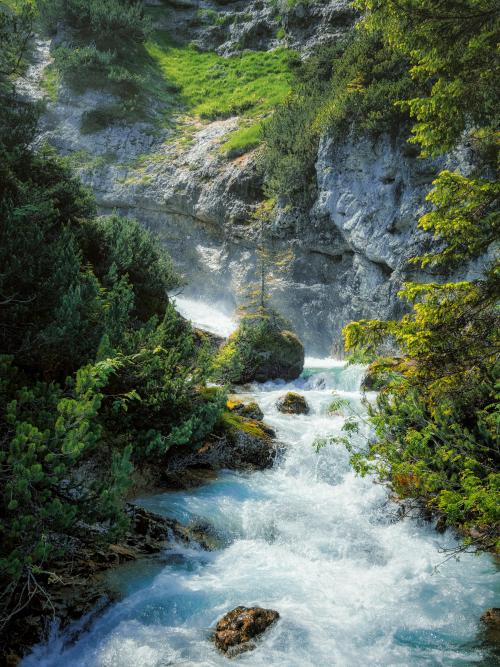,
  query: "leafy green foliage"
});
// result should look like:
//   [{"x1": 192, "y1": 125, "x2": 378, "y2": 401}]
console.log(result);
[
  {"x1": 0, "y1": 358, "x2": 130, "y2": 582},
  {"x1": 355, "y1": 0, "x2": 500, "y2": 155},
  {"x1": 414, "y1": 171, "x2": 499, "y2": 268},
  {"x1": 0, "y1": 0, "x2": 34, "y2": 88},
  {"x1": 0, "y1": 49, "x2": 225, "y2": 628},
  {"x1": 354, "y1": 0, "x2": 499, "y2": 156},
  {"x1": 343, "y1": 170, "x2": 499, "y2": 550}
]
